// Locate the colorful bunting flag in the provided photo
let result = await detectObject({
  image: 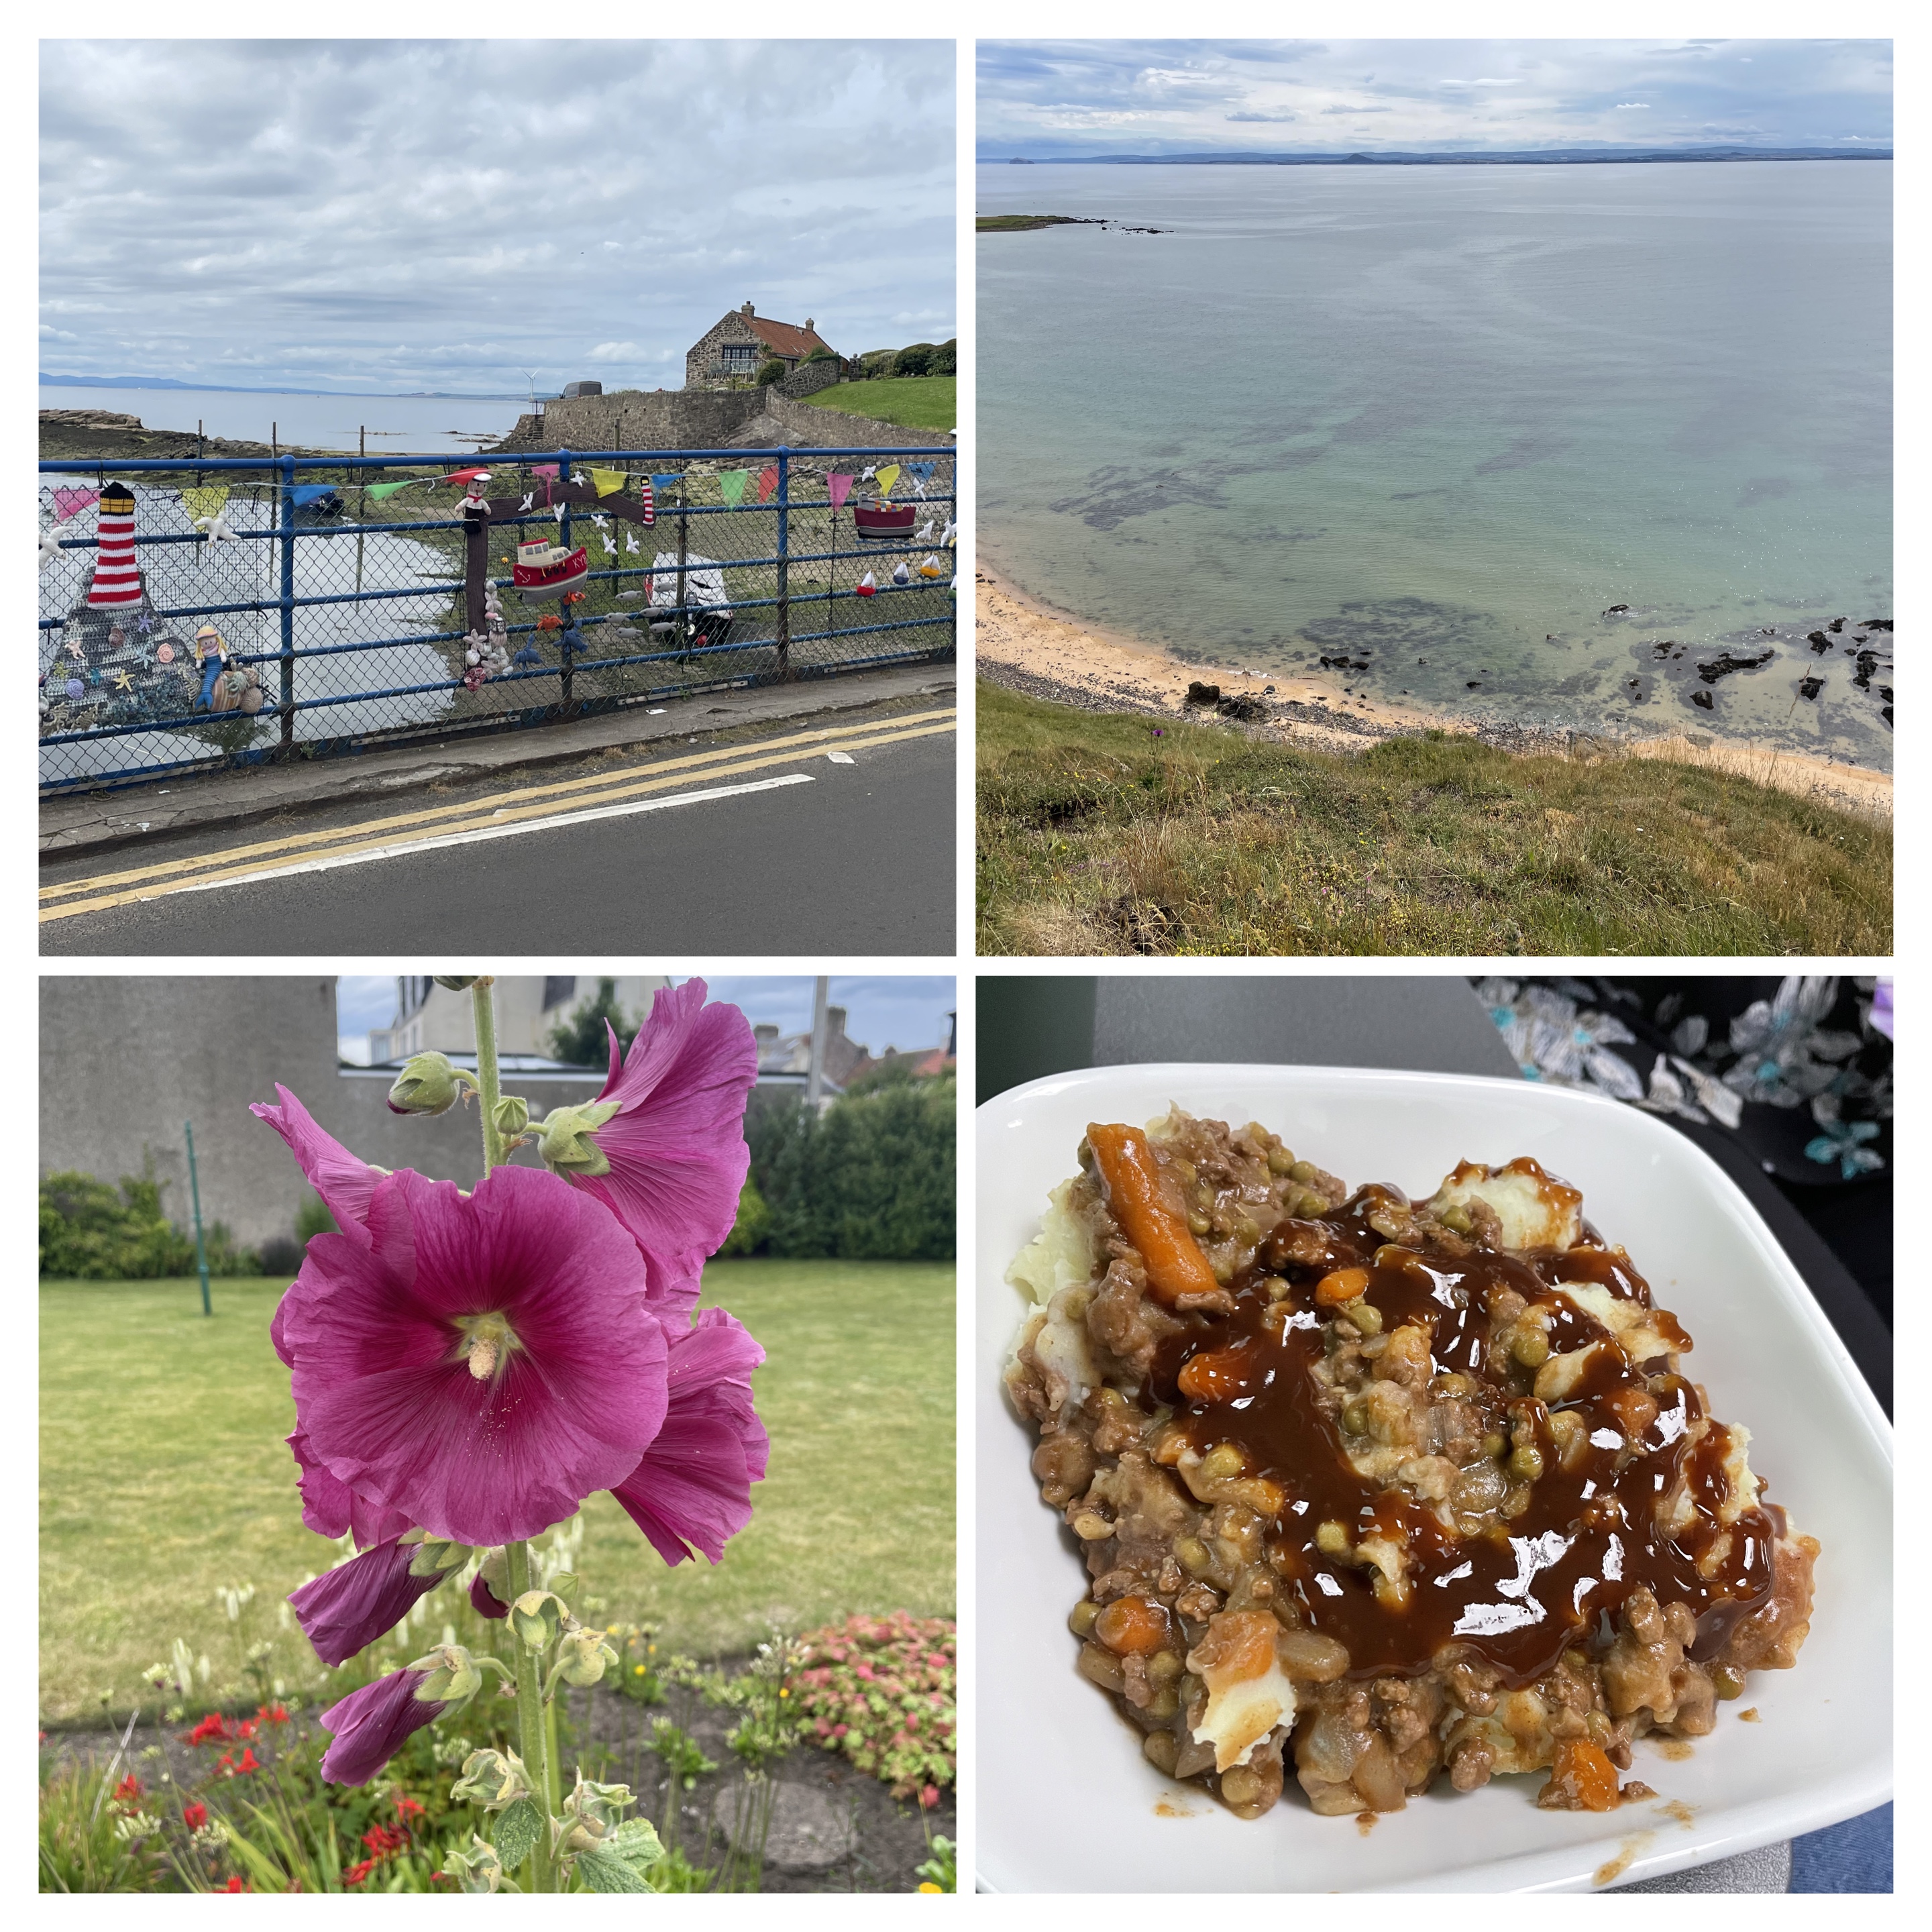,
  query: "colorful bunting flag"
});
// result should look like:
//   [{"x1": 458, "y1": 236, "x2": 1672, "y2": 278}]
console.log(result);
[
  {"x1": 651, "y1": 474, "x2": 682, "y2": 492},
  {"x1": 718, "y1": 470, "x2": 749, "y2": 506},
  {"x1": 876, "y1": 464, "x2": 901, "y2": 499},
  {"x1": 180, "y1": 487, "x2": 230, "y2": 525},
  {"x1": 756, "y1": 468, "x2": 778, "y2": 503},
  {"x1": 532, "y1": 464, "x2": 561, "y2": 480},
  {"x1": 828, "y1": 473, "x2": 854, "y2": 511},
  {"x1": 52, "y1": 488, "x2": 99, "y2": 521},
  {"x1": 591, "y1": 468, "x2": 627, "y2": 497},
  {"x1": 365, "y1": 478, "x2": 424, "y2": 502},
  {"x1": 907, "y1": 462, "x2": 935, "y2": 480}
]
